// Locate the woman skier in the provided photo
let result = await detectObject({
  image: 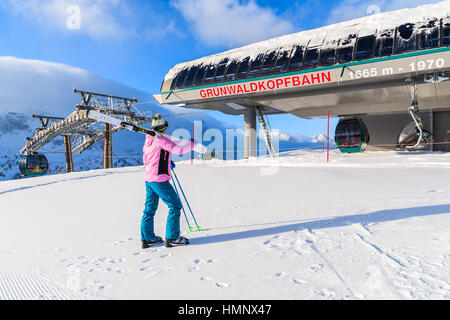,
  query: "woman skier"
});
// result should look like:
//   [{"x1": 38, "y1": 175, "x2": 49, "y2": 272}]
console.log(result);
[{"x1": 140, "y1": 114, "x2": 195, "y2": 249}]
